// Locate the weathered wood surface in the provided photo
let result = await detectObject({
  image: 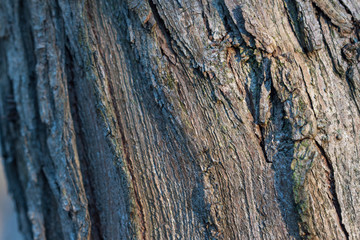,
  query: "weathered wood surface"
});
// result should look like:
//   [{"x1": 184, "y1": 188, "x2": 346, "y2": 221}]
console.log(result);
[{"x1": 0, "y1": 0, "x2": 359, "y2": 239}]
